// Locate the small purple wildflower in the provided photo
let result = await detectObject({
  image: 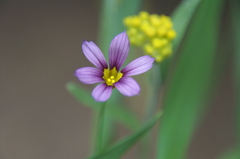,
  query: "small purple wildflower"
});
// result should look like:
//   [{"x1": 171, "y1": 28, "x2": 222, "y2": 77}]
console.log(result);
[{"x1": 75, "y1": 32, "x2": 155, "y2": 102}]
